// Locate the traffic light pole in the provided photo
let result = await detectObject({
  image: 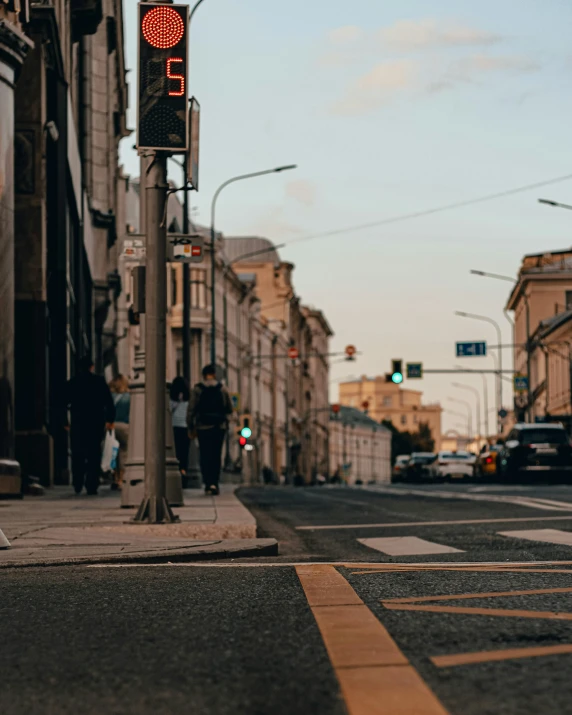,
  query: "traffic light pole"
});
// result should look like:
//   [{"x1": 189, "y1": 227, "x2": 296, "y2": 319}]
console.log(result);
[{"x1": 134, "y1": 152, "x2": 178, "y2": 524}]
